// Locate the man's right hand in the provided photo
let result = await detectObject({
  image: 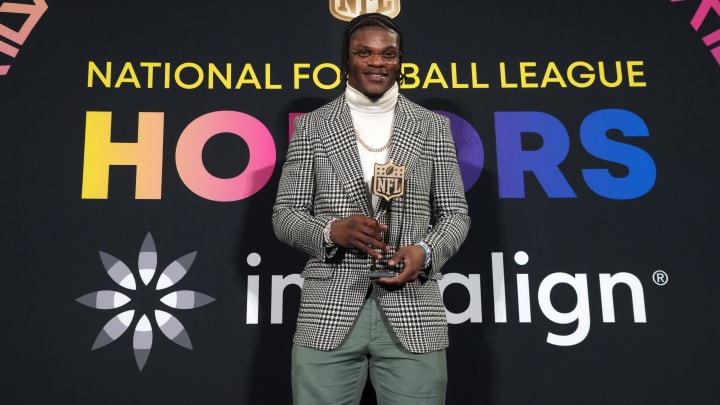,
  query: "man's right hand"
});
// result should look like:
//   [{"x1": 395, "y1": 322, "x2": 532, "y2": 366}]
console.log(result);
[{"x1": 329, "y1": 215, "x2": 389, "y2": 259}]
